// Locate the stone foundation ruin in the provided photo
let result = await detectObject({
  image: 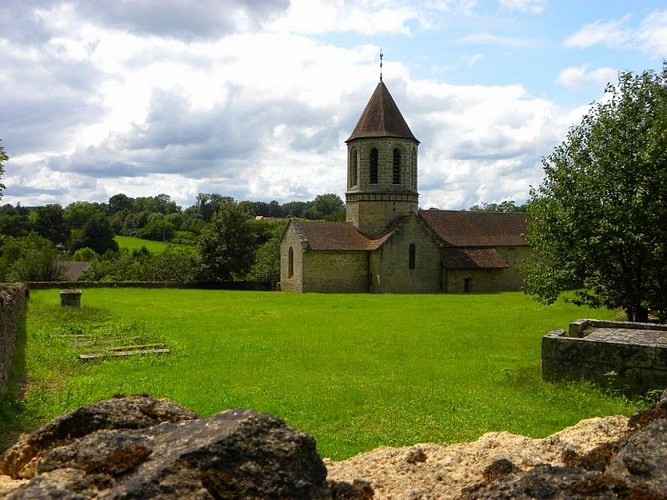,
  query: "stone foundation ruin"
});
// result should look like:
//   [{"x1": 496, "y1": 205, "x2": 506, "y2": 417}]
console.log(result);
[{"x1": 542, "y1": 319, "x2": 667, "y2": 395}]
